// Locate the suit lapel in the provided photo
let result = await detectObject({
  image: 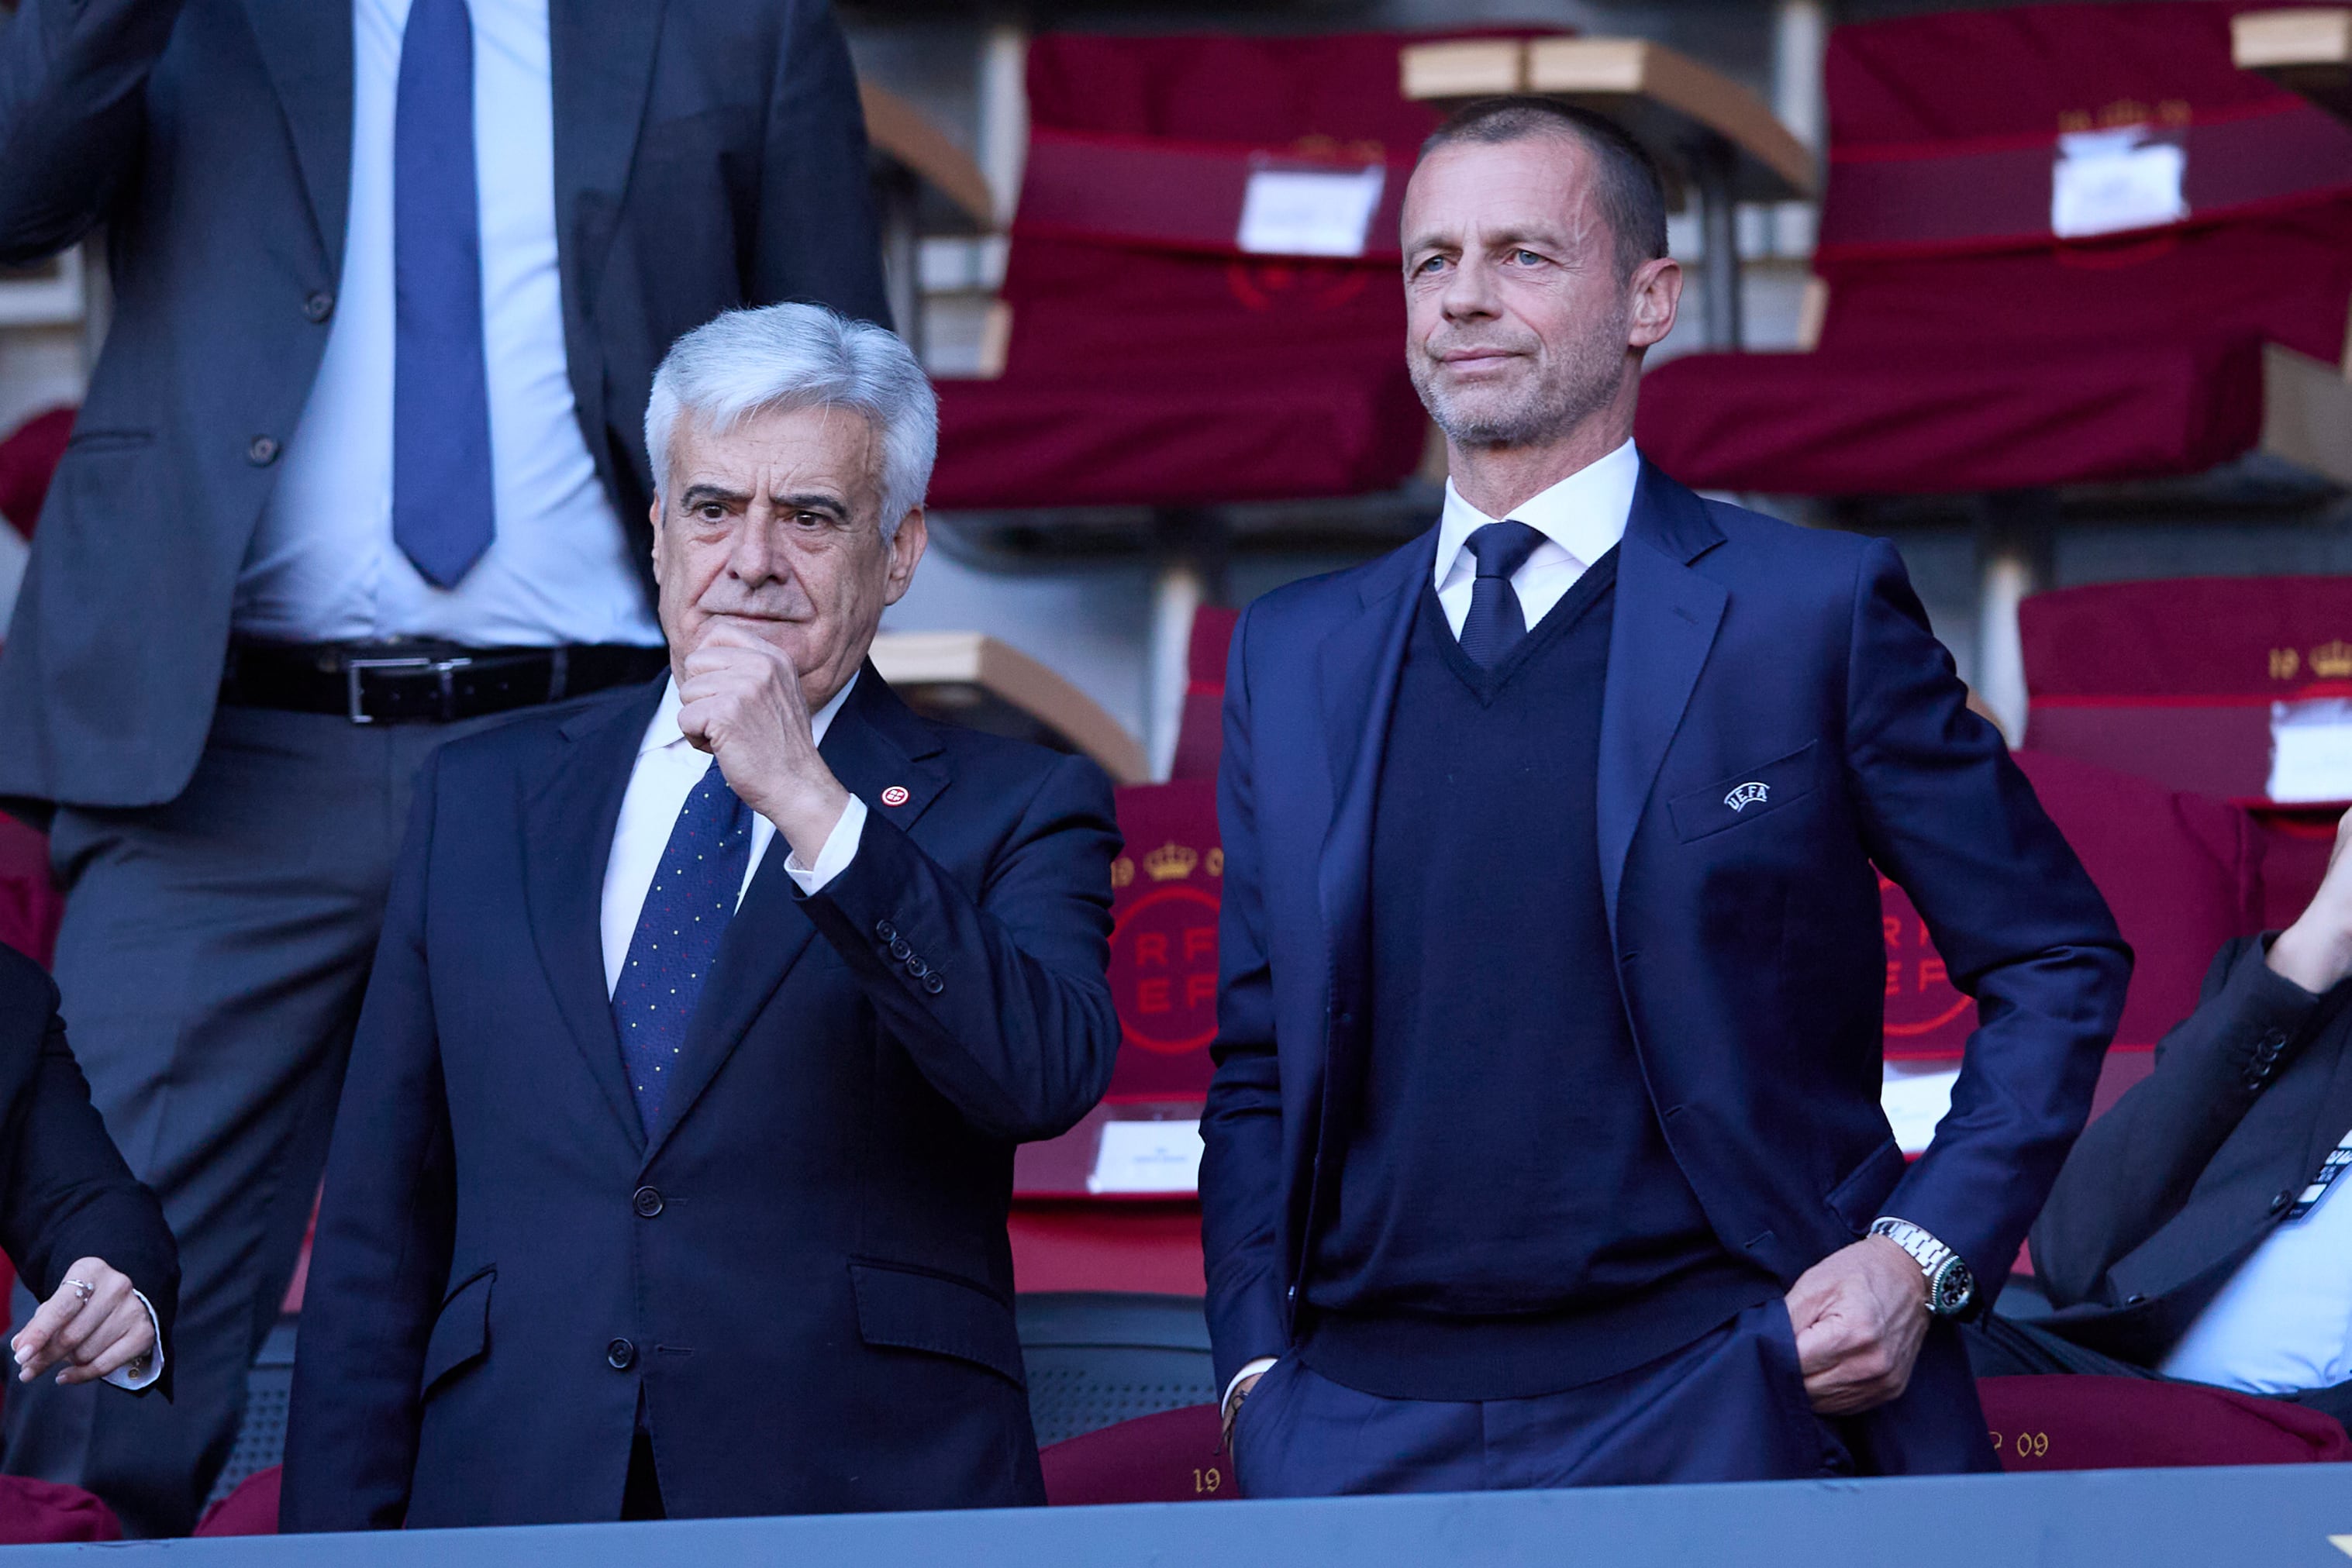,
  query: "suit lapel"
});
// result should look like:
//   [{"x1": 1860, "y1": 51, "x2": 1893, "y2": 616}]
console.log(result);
[
  {"x1": 643, "y1": 668, "x2": 948, "y2": 1165},
  {"x1": 1597, "y1": 463, "x2": 1729, "y2": 935},
  {"x1": 1314, "y1": 532, "x2": 1436, "y2": 1023},
  {"x1": 243, "y1": 0, "x2": 354, "y2": 278},
  {"x1": 523, "y1": 681, "x2": 666, "y2": 1152}
]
